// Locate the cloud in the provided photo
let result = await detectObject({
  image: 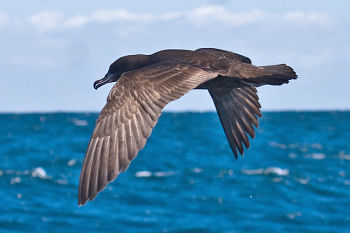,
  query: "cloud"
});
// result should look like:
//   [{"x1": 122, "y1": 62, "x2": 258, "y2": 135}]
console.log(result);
[
  {"x1": 62, "y1": 15, "x2": 89, "y2": 28},
  {"x1": 27, "y1": 6, "x2": 335, "y2": 31},
  {"x1": 186, "y1": 6, "x2": 335, "y2": 28},
  {"x1": 62, "y1": 9, "x2": 182, "y2": 28},
  {"x1": 29, "y1": 11, "x2": 63, "y2": 31},
  {"x1": 186, "y1": 6, "x2": 265, "y2": 26},
  {"x1": 61, "y1": 6, "x2": 266, "y2": 28},
  {"x1": 90, "y1": 9, "x2": 155, "y2": 22}
]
